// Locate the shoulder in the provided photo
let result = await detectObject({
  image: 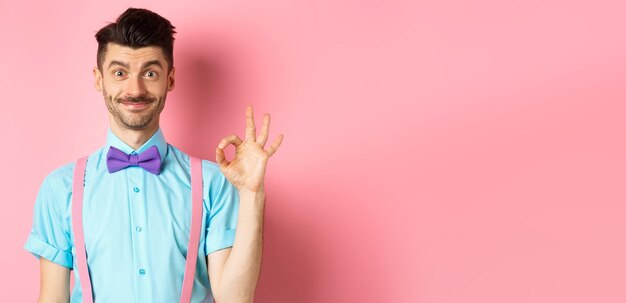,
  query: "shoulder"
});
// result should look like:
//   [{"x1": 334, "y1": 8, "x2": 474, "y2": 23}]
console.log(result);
[
  {"x1": 166, "y1": 144, "x2": 231, "y2": 189},
  {"x1": 37, "y1": 148, "x2": 103, "y2": 204},
  {"x1": 41, "y1": 148, "x2": 104, "y2": 190},
  {"x1": 201, "y1": 160, "x2": 238, "y2": 204},
  {"x1": 201, "y1": 160, "x2": 221, "y2": 179},
  {"x1": 33, "y1": 161, "x2": 76, "y2": 219},
  {"x1": 201, "y1": 159, "x2": 231, "y2": 188},
  {"x1": 199, "y1": 158, "x2": 228, "y2": 193},
  {"x1": 40, "y1": 161, "x2": 75, "y2": 194},
  {"x1": 167, "y1": 144, "x2": 224, "y2": 179}
]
